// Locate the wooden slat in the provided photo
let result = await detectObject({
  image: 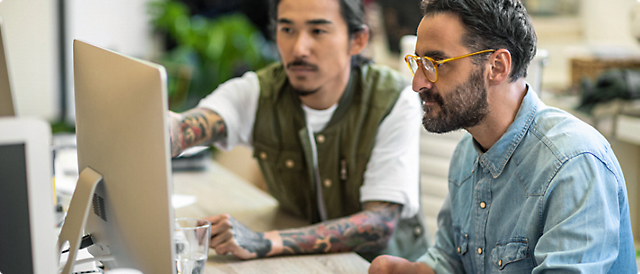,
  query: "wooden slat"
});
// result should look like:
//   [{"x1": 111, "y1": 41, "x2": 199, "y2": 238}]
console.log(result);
[{"x1": 420, "y1": 174, "x2": 448, "y2": 199}]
